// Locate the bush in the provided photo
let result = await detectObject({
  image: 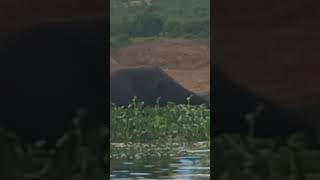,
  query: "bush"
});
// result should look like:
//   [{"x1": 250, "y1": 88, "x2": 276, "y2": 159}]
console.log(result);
[
  {"x1": 110, "y1": 0, "x2": 210, "y2": 41},
  {"x1": 110, "y1": 33, "x2": 131, "y2": 49},
  {"x1": 130, "y1": 13, "x2": 164, "y2": 37}
]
